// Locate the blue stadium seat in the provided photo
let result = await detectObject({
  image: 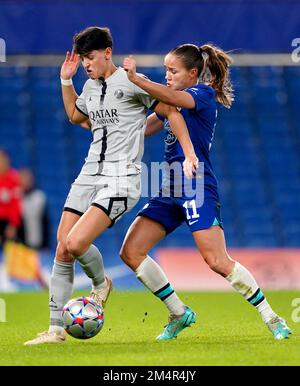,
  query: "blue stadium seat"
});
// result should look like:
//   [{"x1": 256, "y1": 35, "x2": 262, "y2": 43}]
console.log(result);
[{"x1": 1, "y1": 65, "x2": 300, "y2": 248}]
